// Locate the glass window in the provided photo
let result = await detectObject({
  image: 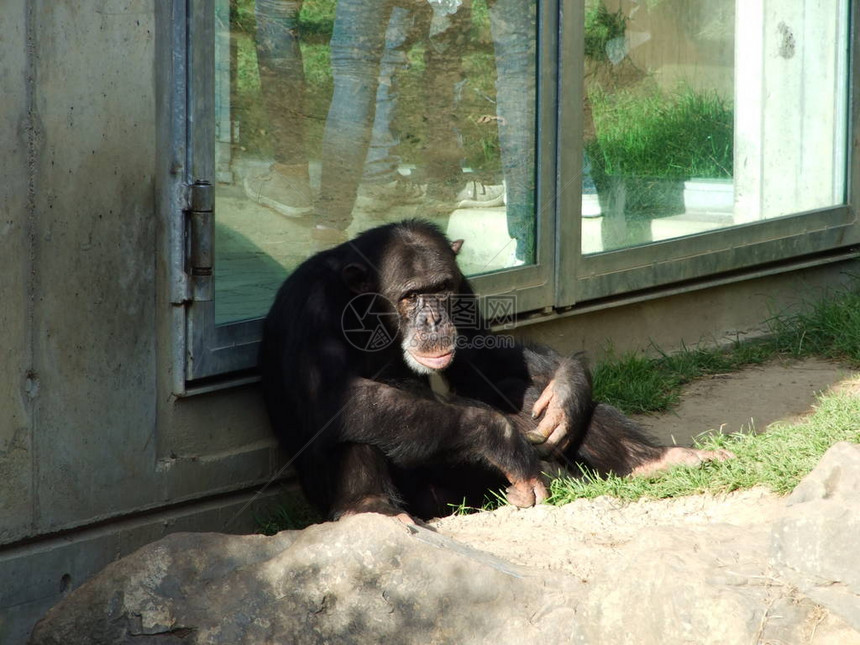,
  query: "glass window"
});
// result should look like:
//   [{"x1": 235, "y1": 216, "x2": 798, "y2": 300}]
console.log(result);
[
  {"x1": 175, "y1": 0, "x2": 857, "y2": 385},
  {"x1": 213, "y1": 0, "x2": 541, "y2": 325},
  {"x1": 580, "y1": 0, "x2": 849, "y2": 254}
]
